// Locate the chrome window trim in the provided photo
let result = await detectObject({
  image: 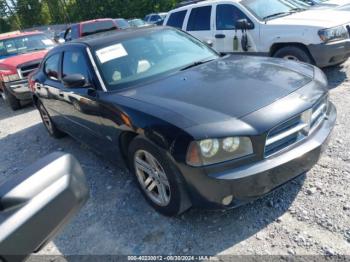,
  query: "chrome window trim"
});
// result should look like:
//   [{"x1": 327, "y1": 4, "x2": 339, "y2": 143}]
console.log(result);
[{"x1": 86, "y1": 47, "x2": 107, "y2": 92}]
